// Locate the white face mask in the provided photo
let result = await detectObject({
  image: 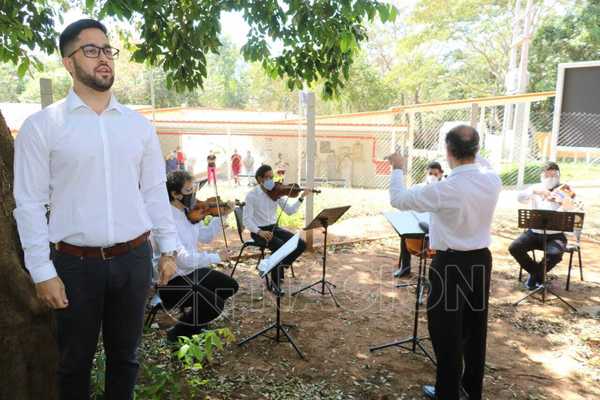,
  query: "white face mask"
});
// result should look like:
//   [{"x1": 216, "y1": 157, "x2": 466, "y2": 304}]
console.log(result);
[
  {"x1": 541, "y1": 175, "x2": 559, "y2": 190},
  {"x1": 426, "y1": 175, "x2": 439, "y2": 184}
]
